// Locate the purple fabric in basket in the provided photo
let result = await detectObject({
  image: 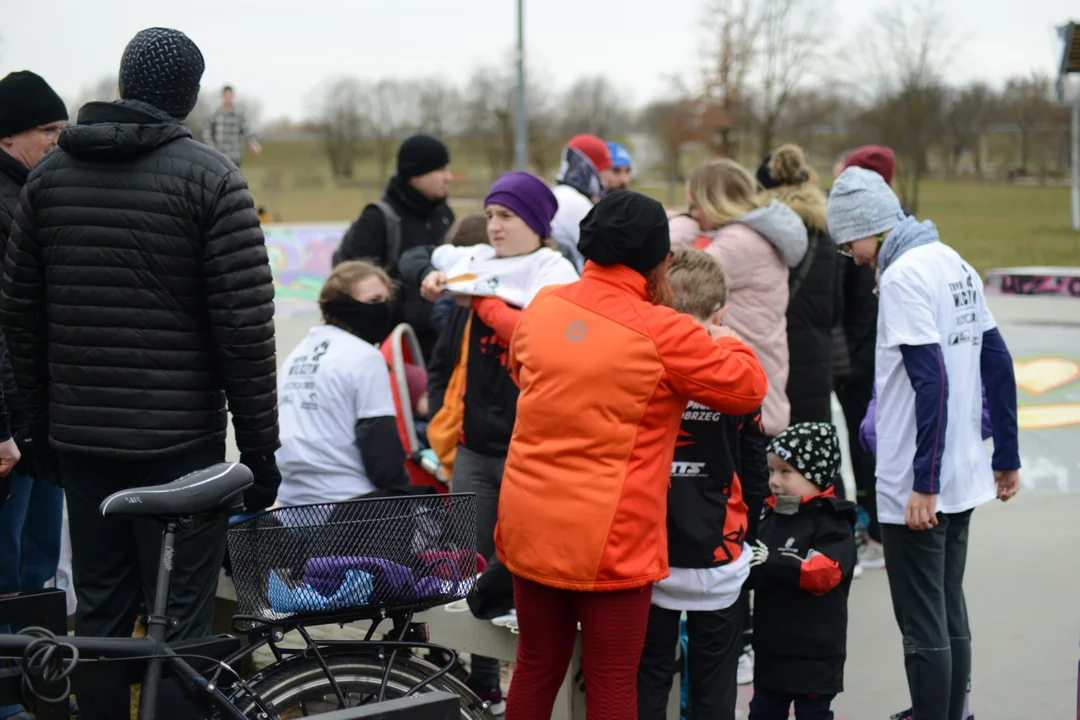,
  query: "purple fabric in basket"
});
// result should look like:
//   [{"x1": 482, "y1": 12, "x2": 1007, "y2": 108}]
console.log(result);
[{"x1": 303, "y1": 556, "x2": 448, "y2": 604}]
